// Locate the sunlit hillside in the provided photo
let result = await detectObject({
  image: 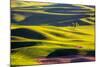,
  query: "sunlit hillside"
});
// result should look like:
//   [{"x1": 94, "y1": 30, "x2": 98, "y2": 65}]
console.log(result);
[{"x1": 11, "y1": 1, "x2": 95, "y2": 66}]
